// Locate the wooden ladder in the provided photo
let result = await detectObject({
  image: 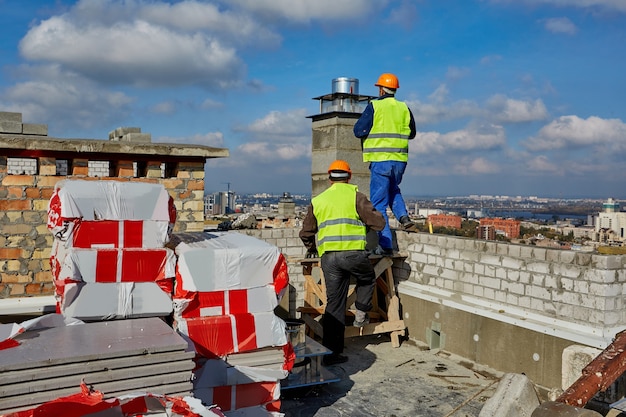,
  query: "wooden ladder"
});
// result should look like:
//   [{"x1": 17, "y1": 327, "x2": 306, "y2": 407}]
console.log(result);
[{"x1": 297, "y1": 254, "x2": 406, "y2": 348}]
